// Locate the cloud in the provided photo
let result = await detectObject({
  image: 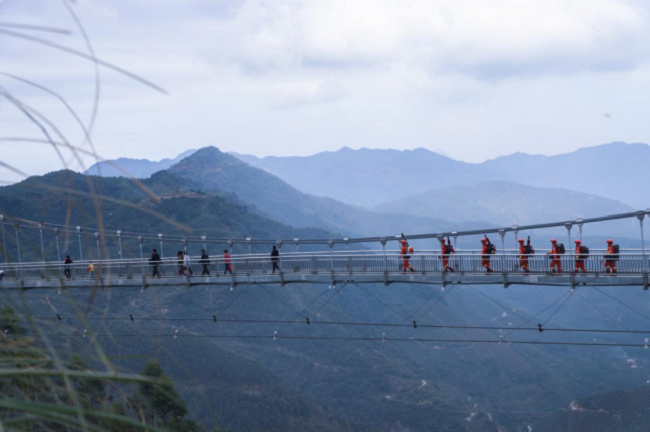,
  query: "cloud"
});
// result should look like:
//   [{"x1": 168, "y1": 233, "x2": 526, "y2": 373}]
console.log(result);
[
  {"x1": 212, "y1": 0, "x2": 650, "y2": 79},
  {"x1": 1, "y1": 0, "x2": 650, "y2": 179}
]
